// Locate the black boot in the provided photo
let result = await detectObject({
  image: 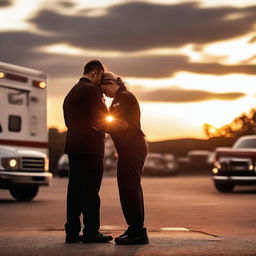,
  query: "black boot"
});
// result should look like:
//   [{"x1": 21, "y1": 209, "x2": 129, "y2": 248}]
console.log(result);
[
  {"x1": 115, "y1": 227, "x2": 149, "y2": 245},
  {"x1": 65, "y1": 234, "x2": 80, "y2": 243},
  {"x1": 82, "y1": 231, "x2": 113, "y2": 243}
]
